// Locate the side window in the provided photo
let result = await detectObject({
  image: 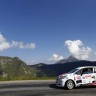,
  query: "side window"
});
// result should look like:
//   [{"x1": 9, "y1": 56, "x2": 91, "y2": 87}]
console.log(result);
[
  {"x1": 82, "y1": 68, "x2": 93, "y2": 74},
  {"x1": 75, "y1": 70, "x2": 82, "y2": 75},
  {"x1": 94, "y1": 68, "x2": 96, "y2": 73}
]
